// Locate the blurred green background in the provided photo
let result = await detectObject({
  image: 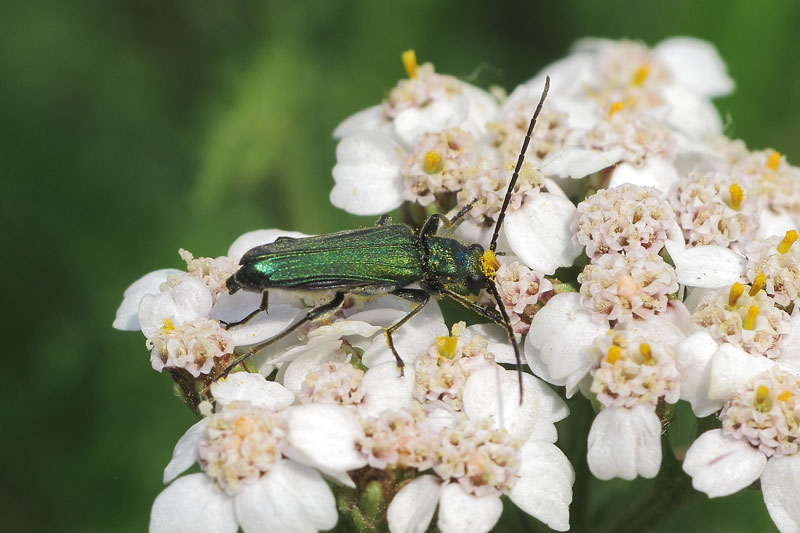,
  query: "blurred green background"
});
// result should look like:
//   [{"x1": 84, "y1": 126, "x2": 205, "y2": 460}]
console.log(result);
[{"x1": 4, "y1": 0, "x2": 798, "y2": 531}]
